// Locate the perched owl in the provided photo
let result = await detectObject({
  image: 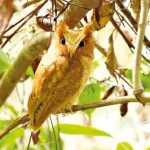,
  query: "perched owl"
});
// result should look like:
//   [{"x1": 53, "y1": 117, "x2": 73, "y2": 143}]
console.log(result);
[{"x1": 28, "y1": 21, "x2": 94, "y2": 132}]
